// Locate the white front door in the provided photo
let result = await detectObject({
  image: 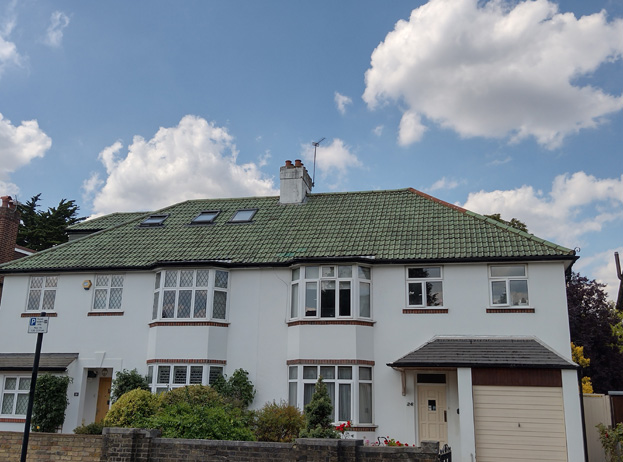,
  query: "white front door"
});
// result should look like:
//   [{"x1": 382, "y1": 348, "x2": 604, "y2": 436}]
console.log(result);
[{"x1": 417, "y1": 384, "x2": 448, "y2": 445}]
